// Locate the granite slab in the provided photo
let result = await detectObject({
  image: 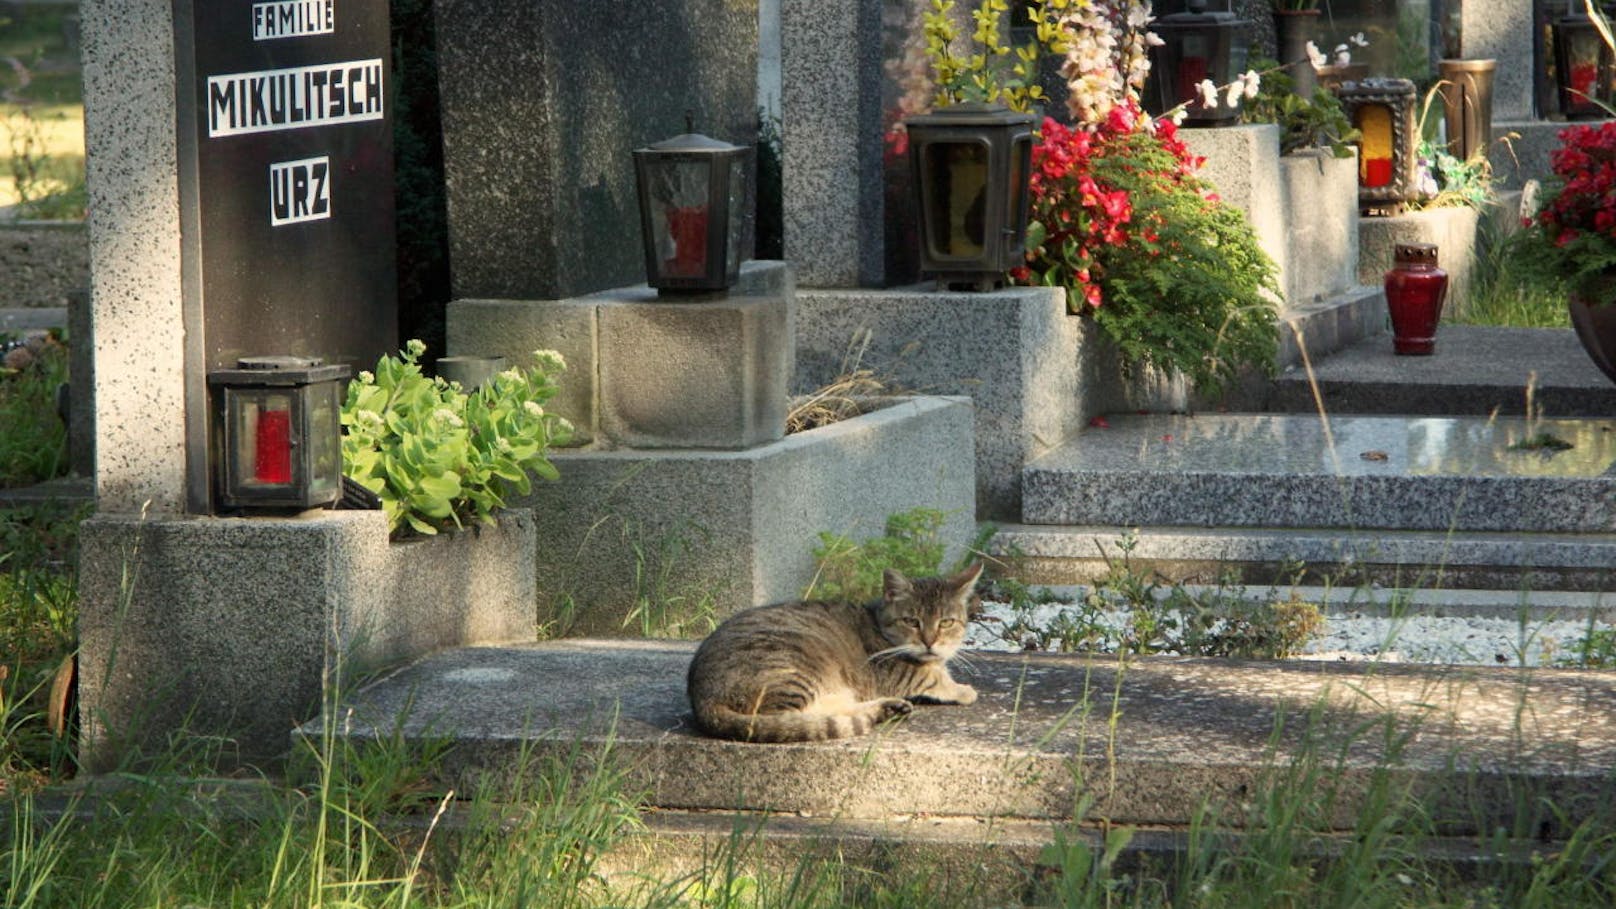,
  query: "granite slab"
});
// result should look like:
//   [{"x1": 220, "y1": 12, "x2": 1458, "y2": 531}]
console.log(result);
[{"x1": 304, "y1": 639, "x2": 1616, "y2": 834}]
